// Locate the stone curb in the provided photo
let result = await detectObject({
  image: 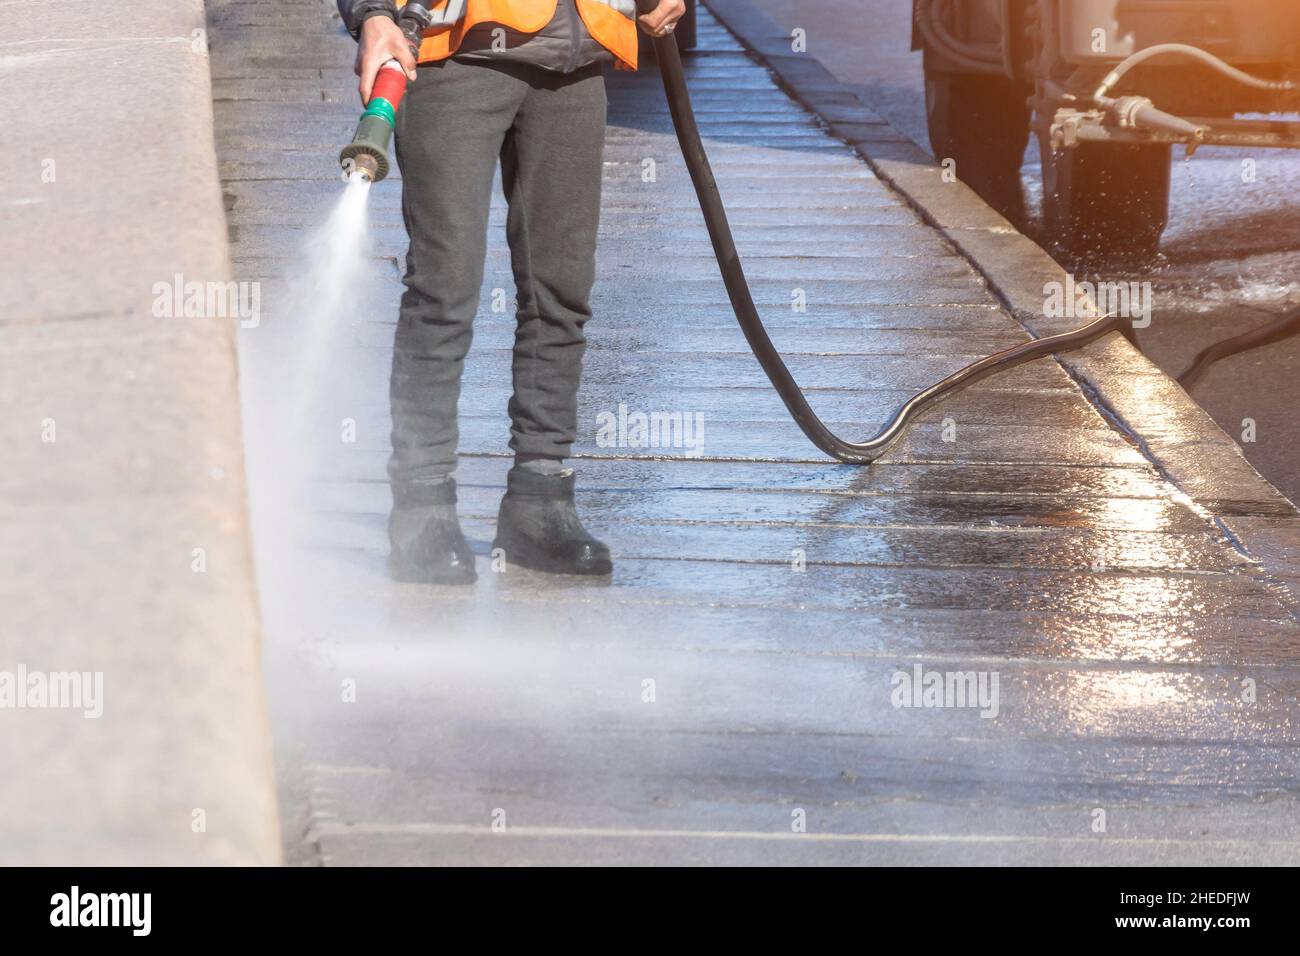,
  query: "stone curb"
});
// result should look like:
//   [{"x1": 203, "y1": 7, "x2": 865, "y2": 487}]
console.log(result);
[
  {"x1": 0, "y1": 1, "x2": 281, "y2": 863},
  {"x1": 701, "y1": 0, "x2": 1300, "y2": 601}
]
